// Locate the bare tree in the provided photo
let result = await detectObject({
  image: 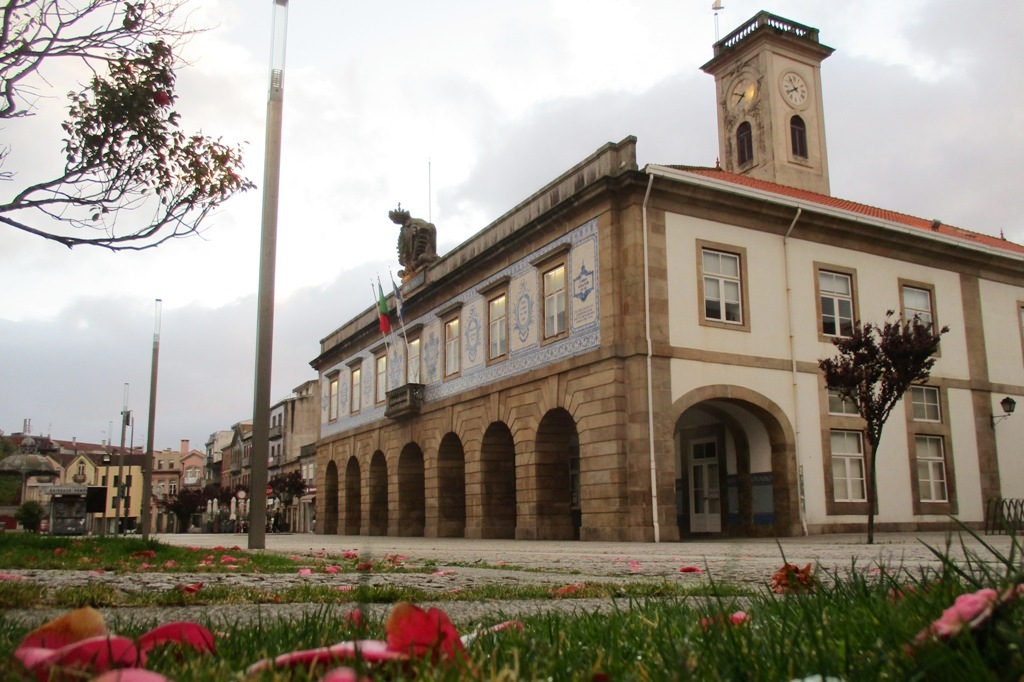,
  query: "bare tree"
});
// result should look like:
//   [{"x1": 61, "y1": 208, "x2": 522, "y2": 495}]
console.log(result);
[
  {"x1": 818, "y1": 311, "x2": 947, "y2": 544},
  {"x1": 0, "y1": 0, "x2": 254, "y2": 250}
]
